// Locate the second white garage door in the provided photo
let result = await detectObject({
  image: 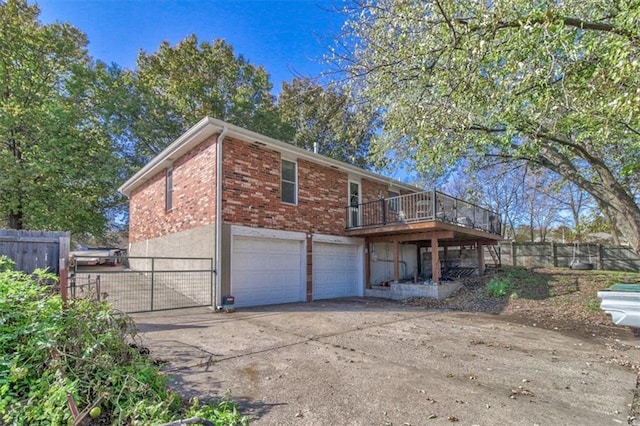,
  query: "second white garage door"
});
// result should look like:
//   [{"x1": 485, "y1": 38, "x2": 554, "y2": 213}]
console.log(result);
[
  {"x1": 231, "y1": 236, "x2": 304, "y2": 308},
  {"x1": 312, "y1": 242, "x2": 361, "y2": 300}
]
